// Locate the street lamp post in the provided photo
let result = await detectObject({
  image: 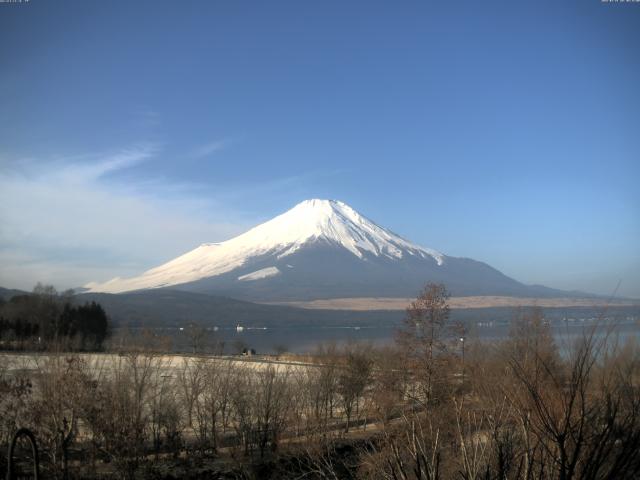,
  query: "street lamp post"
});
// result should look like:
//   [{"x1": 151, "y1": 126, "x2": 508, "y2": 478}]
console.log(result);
[{"x1": 459, "y1": 336, "x2": 465, "y2": 384}]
